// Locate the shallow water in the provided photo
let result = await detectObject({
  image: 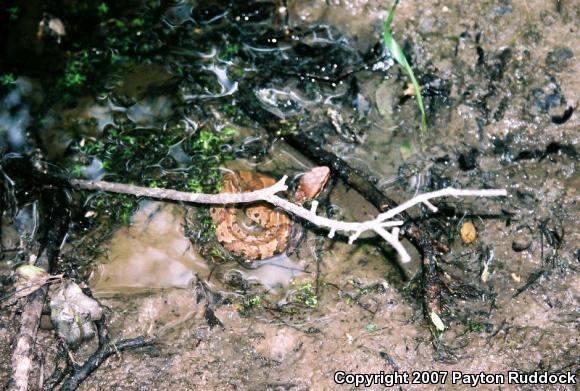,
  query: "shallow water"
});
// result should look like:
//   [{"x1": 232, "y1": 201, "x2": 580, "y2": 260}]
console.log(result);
[{"x1": 89, "y1": 200, "x2": 311, "y2": 295}]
